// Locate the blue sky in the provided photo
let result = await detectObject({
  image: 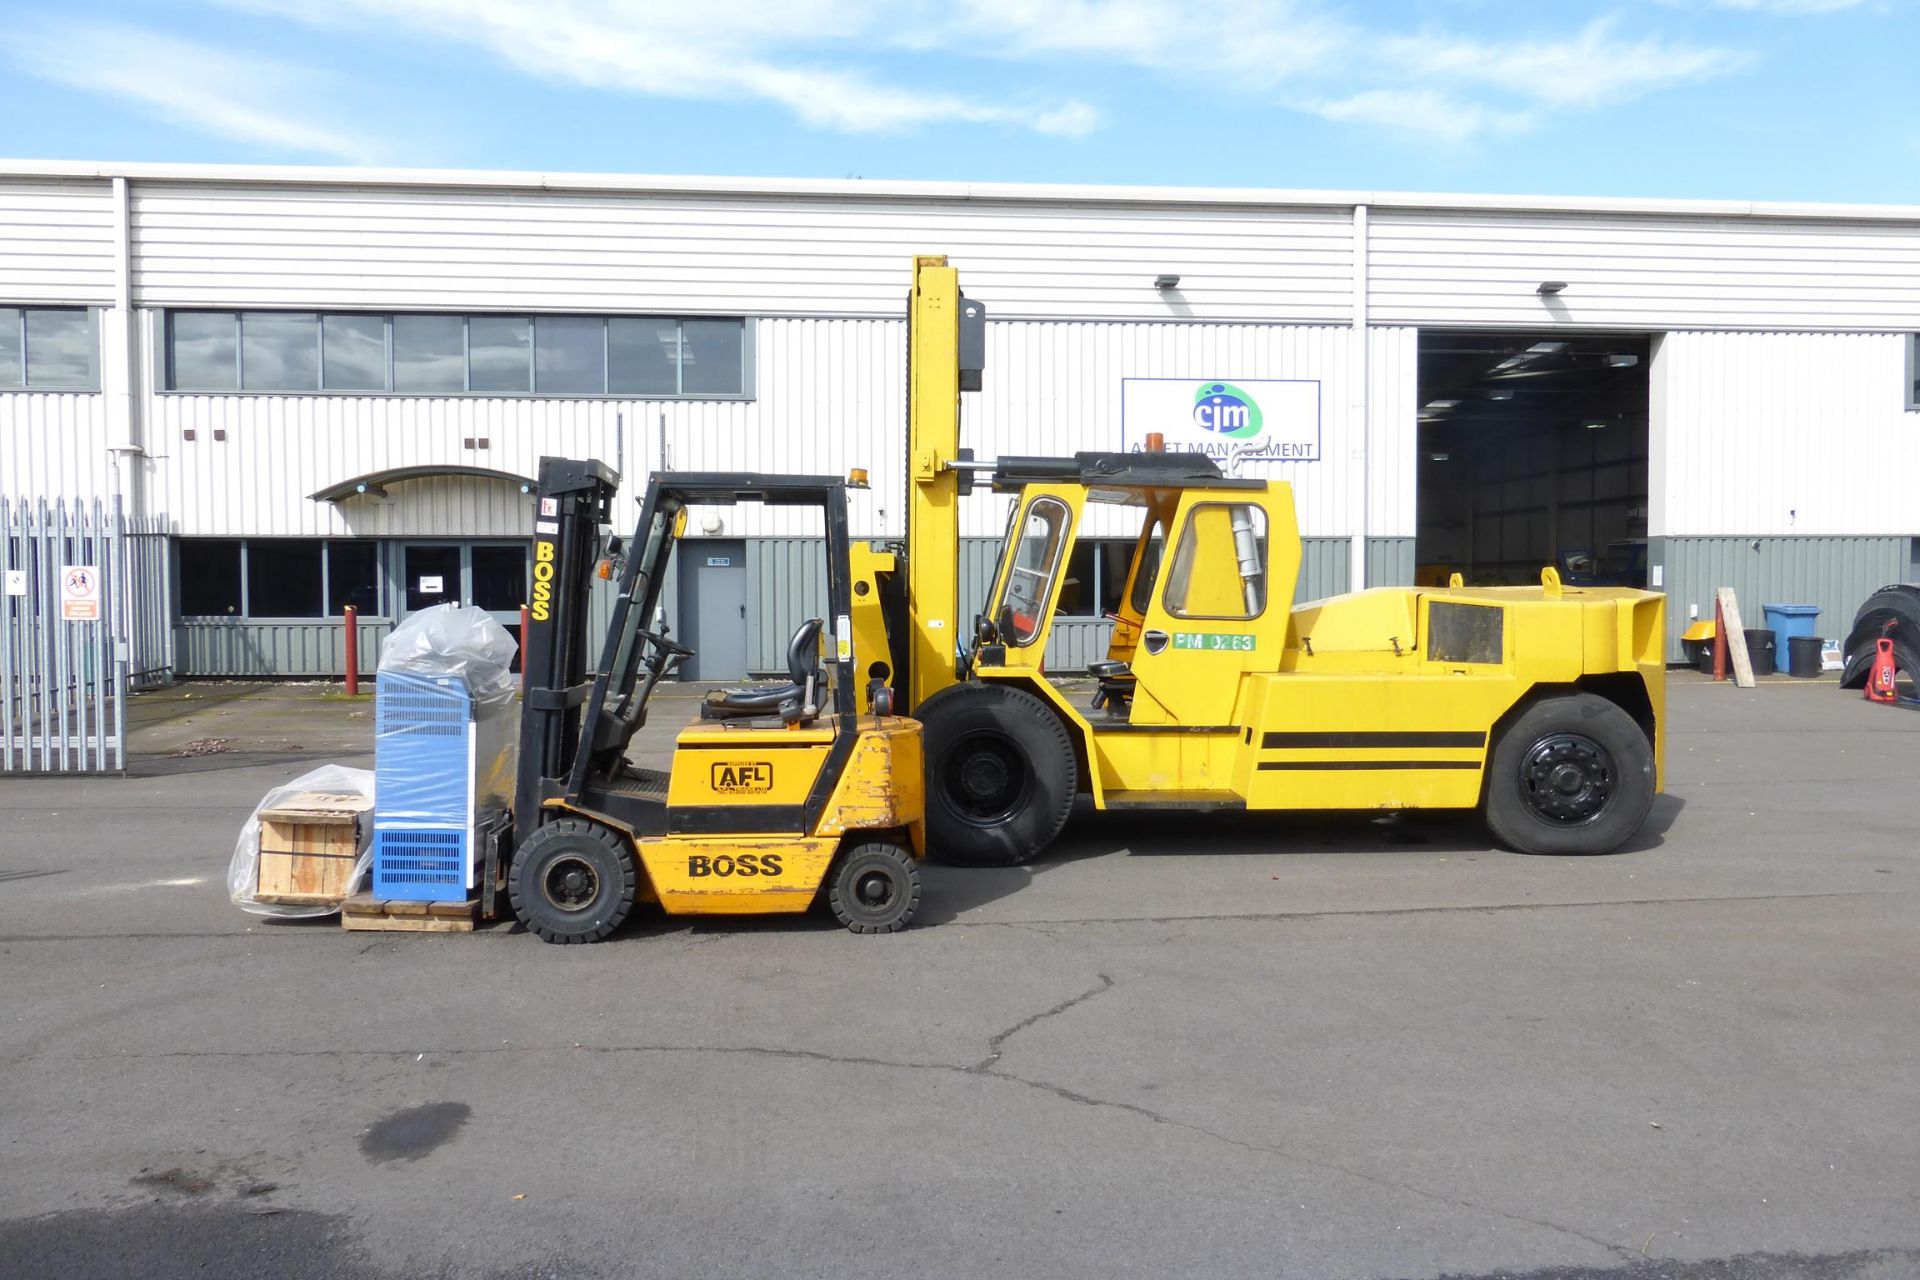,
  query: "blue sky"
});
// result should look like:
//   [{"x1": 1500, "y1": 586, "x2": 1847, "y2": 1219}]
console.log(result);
[{"x1": 1, "y1": 0, "x2": 1914, "y2": 203}]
